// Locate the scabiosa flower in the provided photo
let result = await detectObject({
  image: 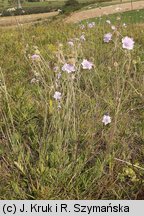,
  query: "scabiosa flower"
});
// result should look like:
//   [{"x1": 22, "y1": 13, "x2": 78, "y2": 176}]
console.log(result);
[
  {"x1": 68, "y1": 41, "x2": 74, "y2": 47},
  {"x1": 103, "y1": 33, "x2": 112, "y2": 43},
  {"x1": 122, "y1": 37, "x2": 134, "y2": 50},
  {"x1": 53, "y1": 91, "x2": 62, "y2": 100},
  {"x1": 88, "y1": 22, "x2": 95, "y2": 28},
  {"x1": 81, "y1": 59, "x2": 93, "y2": 70},
  {"x1": 102, "y1": 114, "x2": 111, "y2": 125},
  {"x1": 31, "y1": 54, "x2": 40, "y2": 60},
  {"x1": 80, "y1": 34, "x2": 86, "y2": 41},
  {"x1": 62, "y1": 63, "x2": 76, "y2": 73}
]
